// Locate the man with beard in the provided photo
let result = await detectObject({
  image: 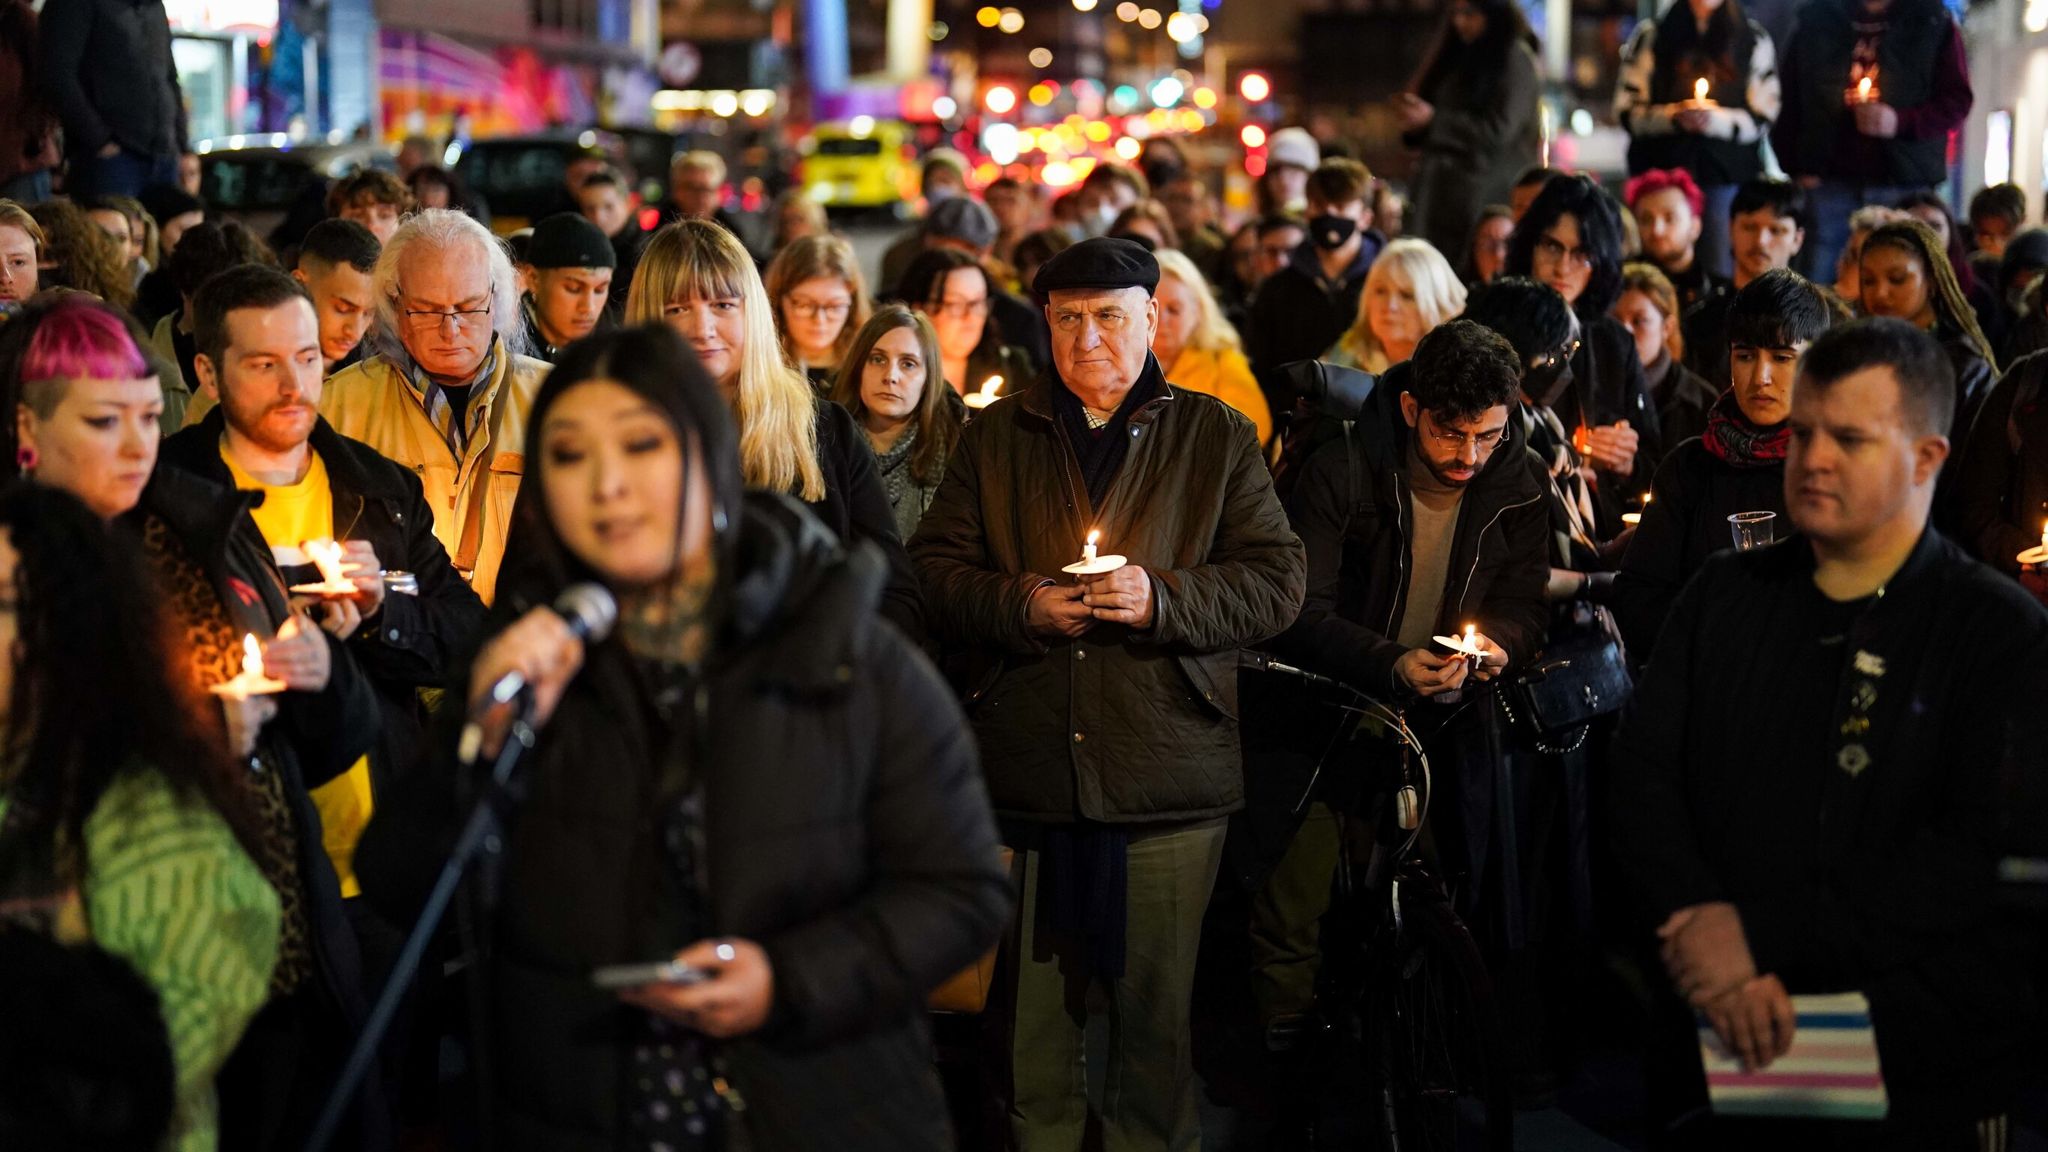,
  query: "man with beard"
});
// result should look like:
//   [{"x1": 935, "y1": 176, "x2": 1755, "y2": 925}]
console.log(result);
[
  {"x1": 159, "y1": 266, "x2": 487, "y2": 1143},
  {"x1": 1243, "y1": 319, "x2": 1551, "y2": 1044}
]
